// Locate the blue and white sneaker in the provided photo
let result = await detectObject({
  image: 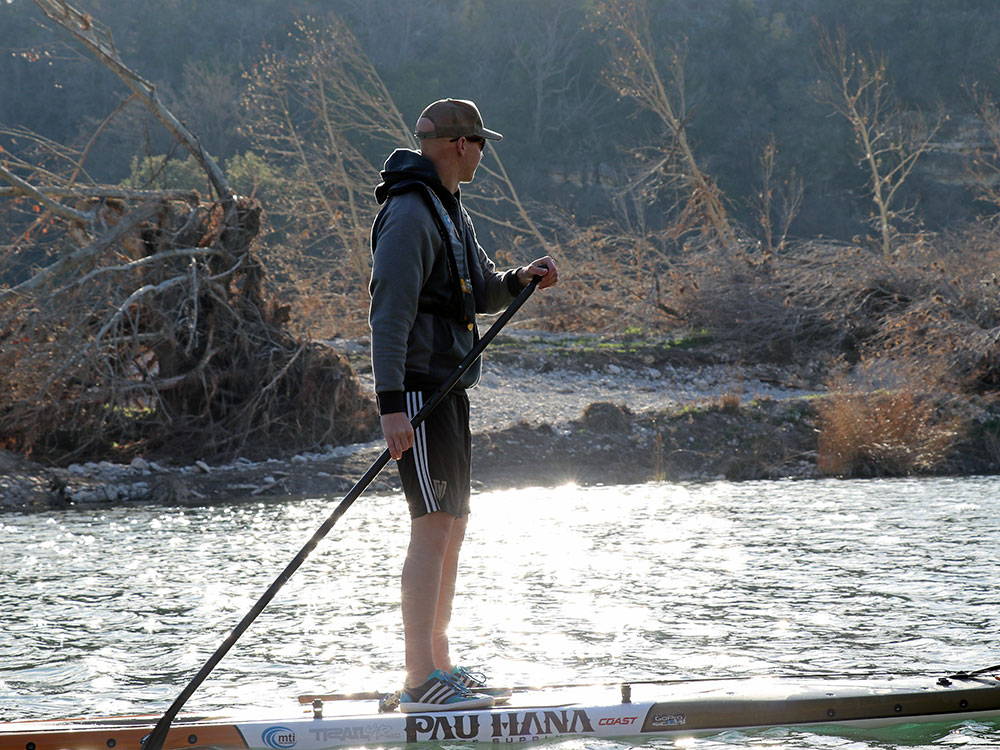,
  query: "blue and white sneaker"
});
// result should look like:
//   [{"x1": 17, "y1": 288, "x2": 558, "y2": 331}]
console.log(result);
[
  {"x1": 451, "y1": 666, "x2": 513, "y2": 703},
  {"x1": 399, "y1": 669, "x2": 494, "y2": 713}
]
